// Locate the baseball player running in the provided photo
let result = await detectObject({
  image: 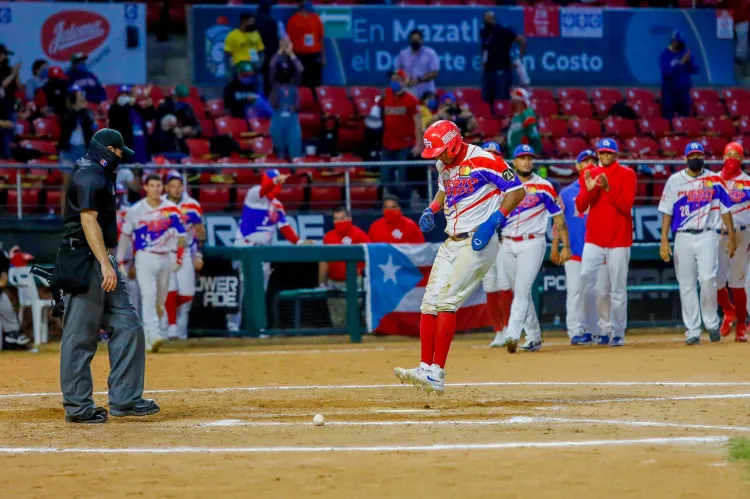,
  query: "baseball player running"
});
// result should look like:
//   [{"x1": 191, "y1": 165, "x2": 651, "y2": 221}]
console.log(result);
[
  {"x1": 575, "y1": 138, "x2": 636, "y2": 347},
  {"x1": 714, "y1": 142, "x2": 749, "y2": 341},
  {"x1": 117, "y1": 174, "x2": 186, "y2": 352},
  {"x1": 163, "y1": 171, "x2": 205, "y2": 340},
  {"x1": 226, "y1": 169, "x2": 303, "y2": 332},
  {"x1": 659, "y1": 142, "x2": 736, "y2": 345},
  {"x1": 394, "y1": 120, "x2": 525, "y2": 394},
  {"x1": 499, "y1": 144, "x2": 570, "y2": 353}
]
